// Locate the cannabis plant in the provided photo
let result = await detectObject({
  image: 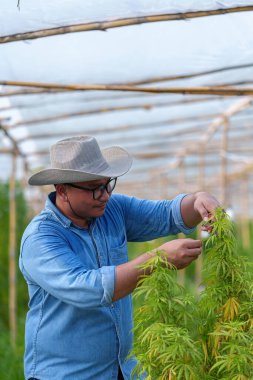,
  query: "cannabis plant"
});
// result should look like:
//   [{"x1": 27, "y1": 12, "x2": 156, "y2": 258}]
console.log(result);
[
  {"x1": 198, "y1": 208, "x2": 253, "y2": 379},
  {"x1": 131, "y1": 208, "x2": 253, "y2": 380}
]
